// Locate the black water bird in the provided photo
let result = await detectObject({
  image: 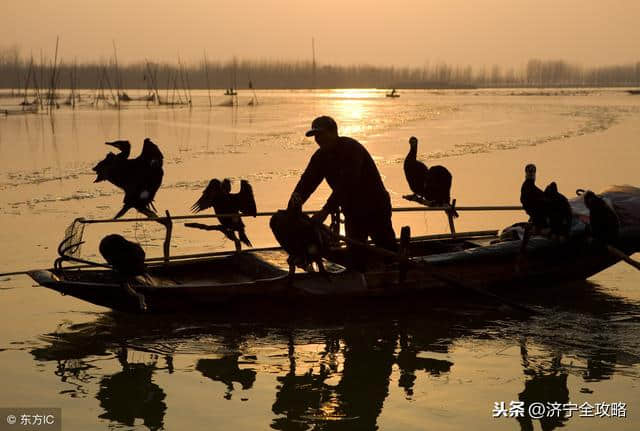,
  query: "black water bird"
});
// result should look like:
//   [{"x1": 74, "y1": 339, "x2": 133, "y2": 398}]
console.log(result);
[
  {"x1": 188, "y1": 178, "x2": 257, "y2": 251},
  {"x1": 520, "y1": 164, "x2": 549, "y2": 229},
  {"x1": 99, "y1": 234, "x2": 149, "y2": 311},
  {"x1": 269, "y1": 205, "x2": 332, "y2": 283},
  {"x1": 93, "y1": 138, "x2": 164, "y2": 220},
  {"x1": 544, "y1": 182, "x2": 573, "y2": 237},
  {"x1": 403, "y1": 136, "x2": 452, "y2": 205},
  {"x1": 584, "y1": 191, "x2": 620, "y2": 243}
]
